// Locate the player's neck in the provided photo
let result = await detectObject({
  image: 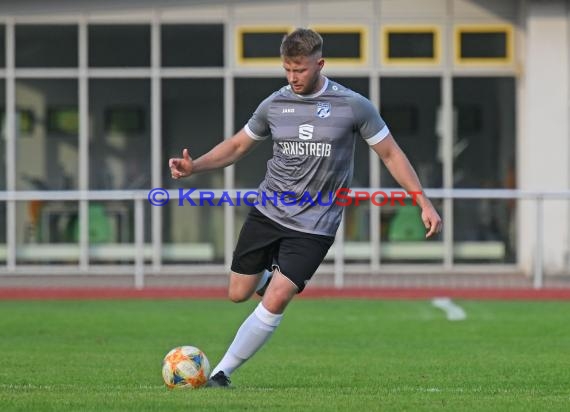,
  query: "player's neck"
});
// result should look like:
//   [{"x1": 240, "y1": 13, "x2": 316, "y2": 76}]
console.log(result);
[
  {"x1": 308, "y1": 75, "x2": 325, "y2": 95},
  {"x1": 297, "y1": 75, "x2": 328, "y2": 98}
]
